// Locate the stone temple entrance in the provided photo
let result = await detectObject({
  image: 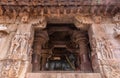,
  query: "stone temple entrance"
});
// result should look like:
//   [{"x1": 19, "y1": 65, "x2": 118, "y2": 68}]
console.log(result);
[{"x1": 32, "y1": 24, "x2": 93, "y2": 72}]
